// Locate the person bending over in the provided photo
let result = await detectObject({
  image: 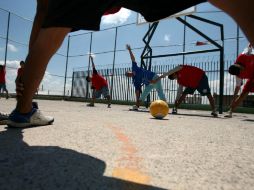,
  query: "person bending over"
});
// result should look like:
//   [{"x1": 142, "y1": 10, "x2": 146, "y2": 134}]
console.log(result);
[{"x1": 86, "y1": 56, "x2": 111, "y2": 108}]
